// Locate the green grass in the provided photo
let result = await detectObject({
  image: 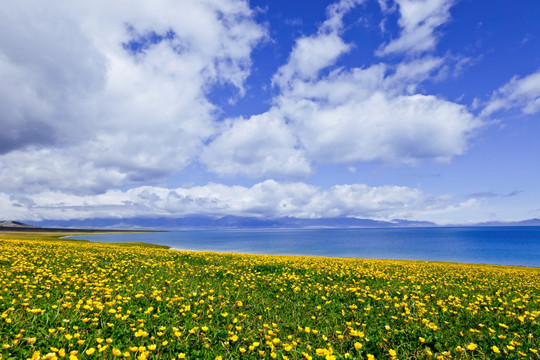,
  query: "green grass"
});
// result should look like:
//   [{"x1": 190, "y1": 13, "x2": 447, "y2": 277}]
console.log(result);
[{"x1": 0, "y1": 232, "x2": 538, "y2": 359}]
